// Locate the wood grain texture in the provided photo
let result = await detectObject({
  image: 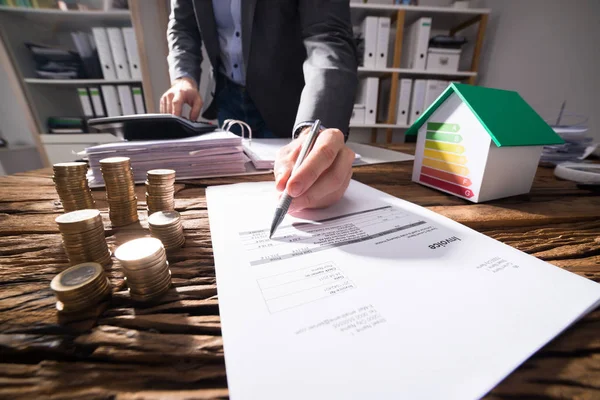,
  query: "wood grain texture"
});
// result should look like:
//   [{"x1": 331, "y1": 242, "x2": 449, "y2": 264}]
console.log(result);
[{"x1": 0, "y1": 144, "x2": 599, "y2": 399}]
